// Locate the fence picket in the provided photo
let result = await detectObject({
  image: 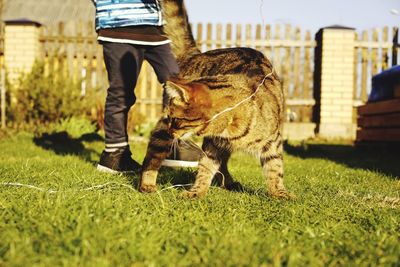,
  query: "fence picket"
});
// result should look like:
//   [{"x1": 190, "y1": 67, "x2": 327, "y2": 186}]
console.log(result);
[
  {"x1": 360, "y1": 31, "x2": 369, "y2": 102},
  {"x1": 0, "y1": 68, "x2": 5, "y2": 128},
  {"x1": 273, "y1": 24, "x2": 282, "y2": 76},
  {"x1": 139, "y1": 62, "x2": 148, "y2": 115},
  {"x1": 57, "y1": 22, "x2": 67, "y2": 78},
  {"x1": 45, "y1": 25, "x2": 56, "y2": 76},
  {"x1": 282, "y1": 24, "x2": 292, "y2": 97},
  {"x1": 95, "y1": 40, "x2": 104, "y2": 87},
  {"x1": 392, "y1": 27, "x2": 398, "y2": 66},
  {"x1": 226, "y1": 24, "x2": 232, "y2": 48},
  {"x1": 302, "y1": 30, "x2": 312, "y2": 100},
  {"x1": 75, "y1": 21, "x2": 84, "y2": 94},
  {"x1": 85, "y1": 21, "x2": 95, "y2": 90},
  {"x1": 245, "y1": 24, "x2": 252, "y2": 47},
  {"x1": 353, "y1": 32, "x2": 359, "y2": 100},
  {"x1": 371, "y1": 29, "x2": 379, "y2": 76},
  {"x1": 206, "y1": 23, "x2": 212, "y2": 50},
  {"x1": 293, "y1": 27, "x2": 301, "y2": 98},
  {"x1": 216, "y1": 23, "x2": 222, "y2": 49},
  {"x1": 149, "y1": 70, "x2": 159, "y2": 120},
  {"x1": 382, "y1": 27, "x2": 389, "y2": 70},
  {"x1": 196, "y1": 23, "x2": 203, "y2": 50},
  {"x1": 264, "y1": 25, "x2": 271, "y2": 59},
  {"x1": 255, "y1": 24, "x2": 262, "y2": 50}
]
